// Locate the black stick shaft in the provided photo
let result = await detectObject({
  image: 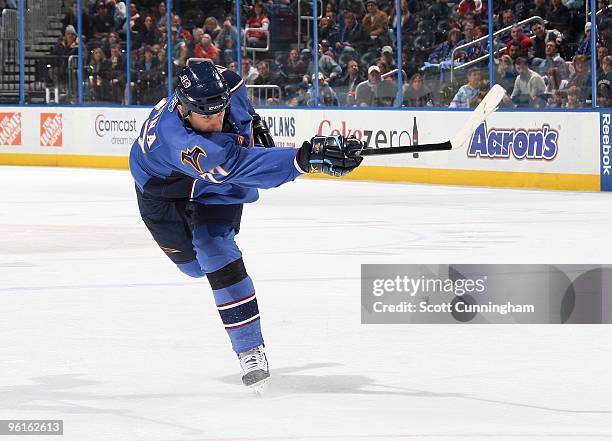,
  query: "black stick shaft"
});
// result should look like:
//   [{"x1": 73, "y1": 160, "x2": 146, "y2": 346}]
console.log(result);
[{"x1": 356, "y1": 141, "x2": 452, "y2": 156}]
